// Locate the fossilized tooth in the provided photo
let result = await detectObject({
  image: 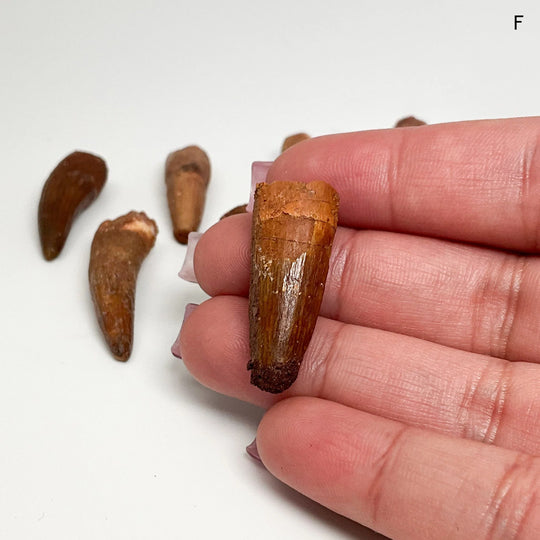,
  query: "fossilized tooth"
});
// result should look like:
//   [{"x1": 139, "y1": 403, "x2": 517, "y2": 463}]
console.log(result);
[
  {"x1": 220, "y1": 204, "x2": 247, "y2": 220},
  {"x1": 89, "y1": 211, "x2": 158, "y2": 361},
  {"x1": 394, "y1": 116, "x2": 426, "y2": 127},
  {"x1": 165, "y1": 145, "x2": 210, "y2": 244},
  {"x1": 248, "y1": 181, "x2": 339, "y2": 393},
  {"x1": 281, "y1": 132, "x2": 310, "y2": 153},
  {"x1": 38, "y1": 151, "x2": 107, "y2": 260}
]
